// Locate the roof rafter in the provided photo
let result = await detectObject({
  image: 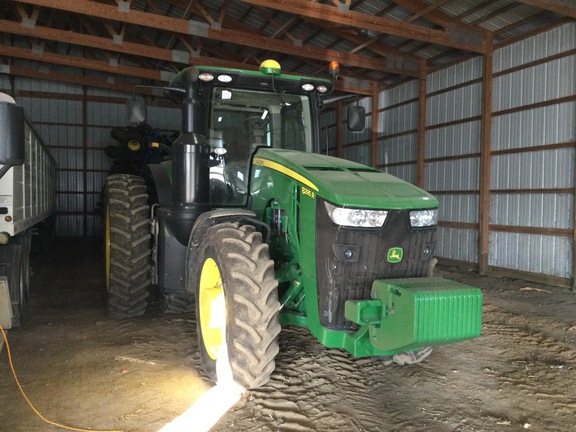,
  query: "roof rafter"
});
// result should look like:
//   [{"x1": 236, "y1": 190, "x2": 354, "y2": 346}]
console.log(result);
[
  {"x1": 0, "y1": 43, "x2": 167, "y2": 81},
  {"x1": 222, "y1": 6, "x2": 382, "y2": 79},
  {"x1": 2, "y1": 0, "x2": 571, "y2": 94},
  {"x1": 0, "y1": 18, "x2": 373, "y2": 94},
  {"x1": 307, "y1": 17, "x2": 423, "y2": 69},
  {"x1": 0, "y1": 19, "x2": 251, "y2": 71},
  {"x1": 5, "y1": 64, "x2": 137, "y2": 94},
  {"x1": 391, "y1": 0, "x2": 490, "y2": 37},
  {"x1": 238, "y1": 0, "x2": 486, "y2": 53},
  {"x1": 405, "y1": 0, "x2": 451, "y2": 23},
  {"x1": 514, "y1": 0, "x2": 576, "y2": 19},
  {"x1": 11, "y1": 0, "x2": 420, "y2": 77}
]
